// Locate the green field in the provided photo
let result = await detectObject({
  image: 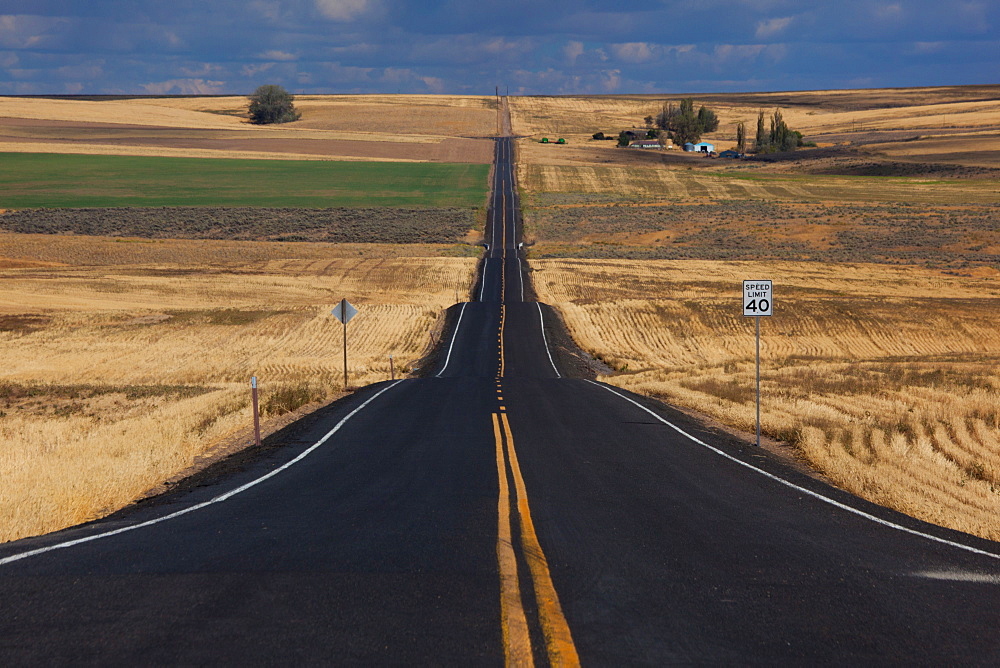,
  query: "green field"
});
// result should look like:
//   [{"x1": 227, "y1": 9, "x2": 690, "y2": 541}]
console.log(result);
[{"x1": 0, "y1": 153, "x2": 489, "y2": 208}]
